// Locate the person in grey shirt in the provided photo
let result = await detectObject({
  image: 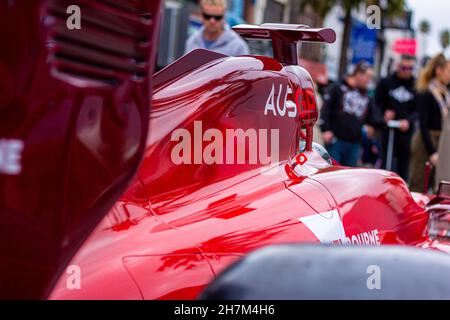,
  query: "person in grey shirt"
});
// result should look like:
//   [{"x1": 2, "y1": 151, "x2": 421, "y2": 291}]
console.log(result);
[{"x1": 184, "y1": 0, "x2": 249, "y2": 57}]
